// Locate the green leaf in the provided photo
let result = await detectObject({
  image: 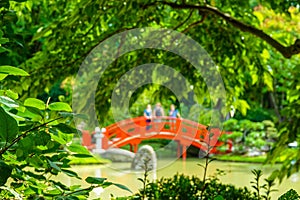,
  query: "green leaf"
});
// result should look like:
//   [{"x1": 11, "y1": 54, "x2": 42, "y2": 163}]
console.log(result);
[
  {"x1": 50, "y1": 133, "x2": 67, "y2": 144},
  {"x1": 67, "y1": 143, "x2": 91, "y2": 155},
  {"x1": 28, "y1": 155, "x2": 44, "y2": 168},
  {"x1": 261, "y1": 49, "x2": 270, "y2": 60},
  {"x1": 33, "y1": 131, "x2": 51, "y2": 146},
  {"x1": 36, "y1": 145, "x2": 48, "y2": 150},
  {"x1": 251, "y1": 72, "x2": 258, "y2": 85},
  {"x1": 197, "y1": 163, "x2": 205, "y2": 168},
  {"x1": 0, "y1": 186, "x2": 22, "y2": 199},
  {"x1": 214, "y1": 195, "x2": 225, "y2": 200},
  {"x1": 0, "y1": 38, "x2": 9, "y2": 44},
  {"x1": 49, "y1": 180, "x2": 69, "y2": 191},
  {"x1": 263, "y1": 72, "x2": 273, "y2": 91},
  {"x1": 208, "y1": 158, "x2": 217, "y2": 164},
  {"x1": 137, "y1": 178, "x2": 144, "y2": 183},
  {"x1": 113, "y1": 183, "x2": 132, "y2": 193},
  {"x1": 53, "y1": 123, "x2": 78, "y2": 134},
  {"x1": 0, "y1": 66, "x2": 29, "y2": 77},
  {"x1": 85, "y1": 177, "x2": 107, "y2": 184},
  {"x1": 49, "y1": 102, "x2": 72, "y2": 112},
  {"x1": 0, "y1": 74, "x2": 8, "y2": 81},
  {"x1": 61, "y1": 169, "x2": 80, "y2": 178},
  {"x1": 0, "y1": 30, "x2": 5, "y2": 38},
  {"x1": 268, "y1": 169, "x2": 279, "y2": 181},
  {"x1": 0, "y1": 96, "x2": 19, "y2": 108},
  {"x1": 0, "y1": 107, "x2": 18, "y2": 143},
  {"x1": 101, "y1": 181, "x2": 113, "y2": 188},
  {"x1": 24, "y1": 186, "x2": 37, "y2": 195},
  {"x1": 45, "y1": 188, "x2": 61, "y2": 195},
  {"x1": 8, "y1": 112, "x2": 26, "y2": 121},
  {"x1": 24, "y1": 98, "x2": 46, "y2": 110},
  {"x1": 47, "y1": 159, "x2": 61, "y2": 172},
  {"x1": 72, "y1": 154, "x2": 93, "y2": 158},
  {"x1": 59, "y1": 112, "x2": 89, "y2": 120},
  {"x1": 0, "y1": 90, "x2": 19, "y2": 99},
  {"x1": 24, "y1": 171, "x2": 46, "y2": 181},
  {"x1": 65, "y1": 189, "x2": 91, "y2": 197},
  {"x1": 0, "y1": 160, "x2": 12, "y2": 186},
  {"x1": 234, "y1": 99, "x2": 250, "y2": 116},
  {"x1": 16, "y1": 149, "x2": 23, "y2": 158},
  {"x1": 20, "y1": 106, "x2": 43, "y2": 121},
  {"x1": 0, "y1": 46, "x2": 9, "y2": 53},
  {"x1": 69, "y1": 185, "x2": 81, "y2": 190}
]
